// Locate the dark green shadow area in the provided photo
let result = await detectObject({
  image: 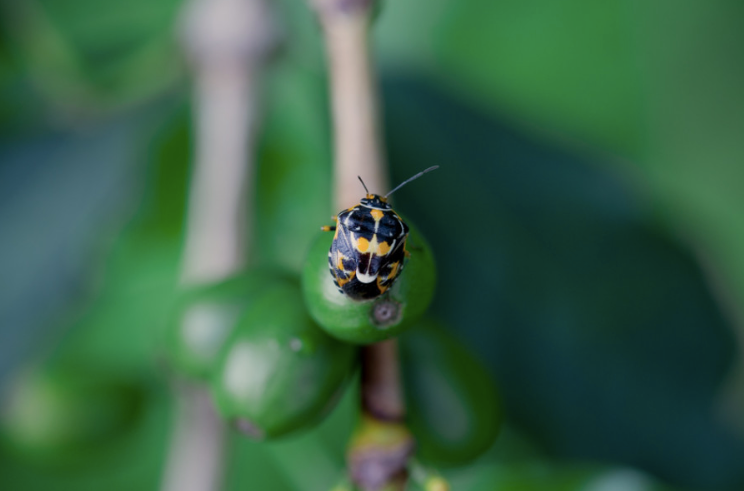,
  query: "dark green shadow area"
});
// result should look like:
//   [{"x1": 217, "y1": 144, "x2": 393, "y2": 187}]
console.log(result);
[{"x1": 382, "y1": 77, "x2": 744, "y2": 491}]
